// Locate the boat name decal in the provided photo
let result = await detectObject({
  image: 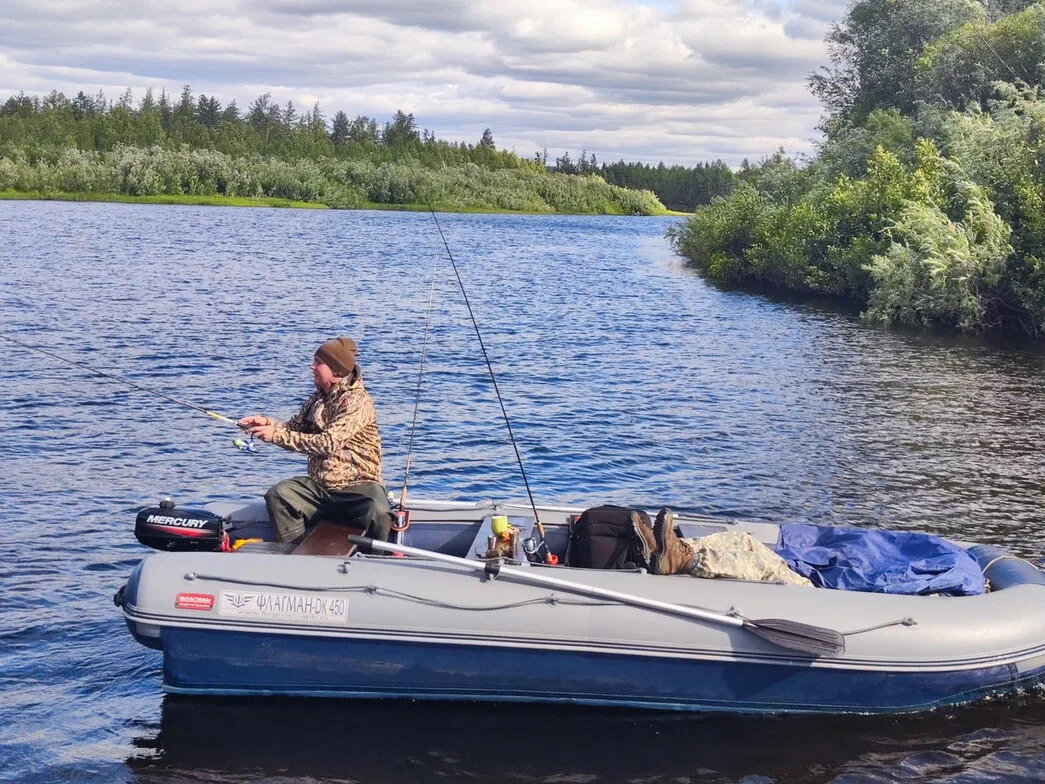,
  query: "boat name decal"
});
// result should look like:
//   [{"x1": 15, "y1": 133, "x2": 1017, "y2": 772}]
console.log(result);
[{"x1": 218, "y1": 591, "x2": 349, "y2": 624}]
